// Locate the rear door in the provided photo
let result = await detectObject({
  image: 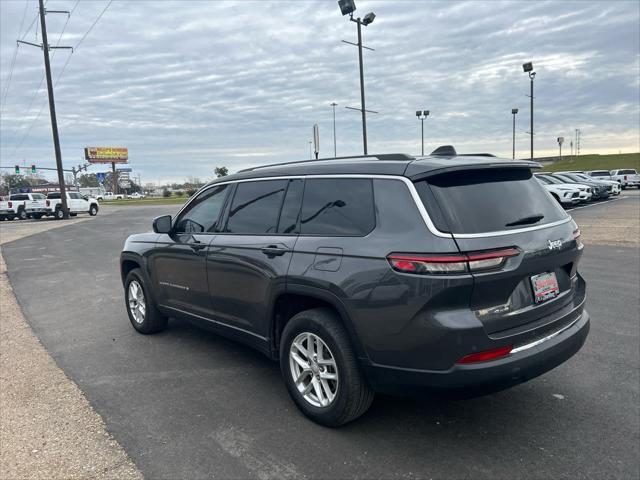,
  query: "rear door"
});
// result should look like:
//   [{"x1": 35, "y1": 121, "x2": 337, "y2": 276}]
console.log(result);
[
  {"x1": 207, "y1": 179, "x2": 302, "y2": 338},
  {"x1": 415, "y1": 167, "x2": 583, "y2": 335}
]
